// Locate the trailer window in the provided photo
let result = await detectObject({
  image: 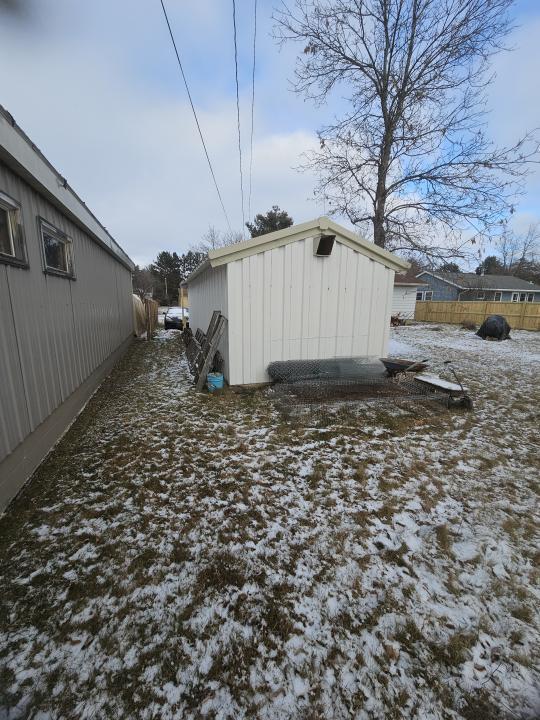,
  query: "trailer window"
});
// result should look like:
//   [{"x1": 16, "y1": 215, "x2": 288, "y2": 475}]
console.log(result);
[
  {"x1": 0, "y1": 191, "x2": 27, "y2": 266},
  {"x1": 494, "y1": 291, "x2": 502, "y2": 301},
  {"x1": 40, "y1": 219, "x2": 74, "y2": 277}
]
